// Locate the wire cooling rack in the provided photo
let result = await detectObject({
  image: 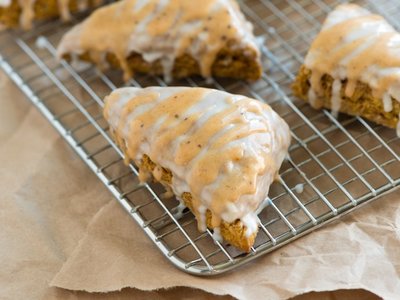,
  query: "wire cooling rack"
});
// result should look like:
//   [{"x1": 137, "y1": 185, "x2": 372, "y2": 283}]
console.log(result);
[{"x1": 1, "y1": 0, "x2": 400, "y2": 275}]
